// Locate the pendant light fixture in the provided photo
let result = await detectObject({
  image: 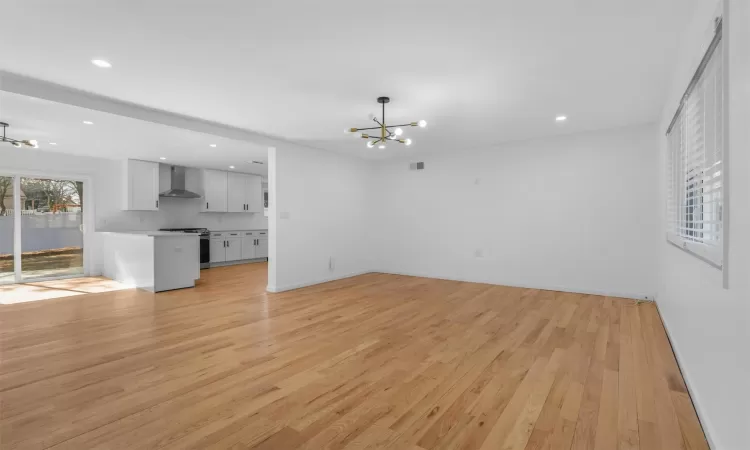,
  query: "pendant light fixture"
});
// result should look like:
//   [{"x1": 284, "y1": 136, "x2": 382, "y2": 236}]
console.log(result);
[
  {"x1": 348, "y1": 97, "x2": 426, "y2": 149},
  {"x1": 0, "y1": 122, "x2": 38, "y2": 148}
]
